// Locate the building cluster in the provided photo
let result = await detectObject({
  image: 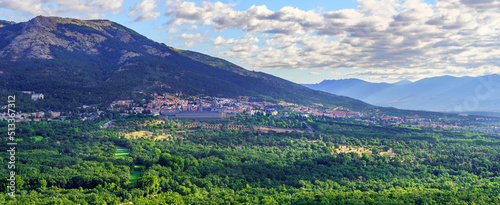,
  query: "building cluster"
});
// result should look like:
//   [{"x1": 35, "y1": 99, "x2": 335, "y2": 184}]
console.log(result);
[
  {"x1": 108, "y1": 94, "x2": 279, "y2": 120},
  {"x1": 0, "y1": 92, "x2": 480, "y2": 131},
  {"x1": 0, "y1": 111, "x2": 61, "y2": 122},
  {"x1": 22, "y1": 91, "x2": 44, "y2": 101},
  {"x1": 106, "y1": 93, "x2": 464, "y2": 128},
  {"x1": 289, "y1": 105, "x2": 364, "y2": 118}
]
